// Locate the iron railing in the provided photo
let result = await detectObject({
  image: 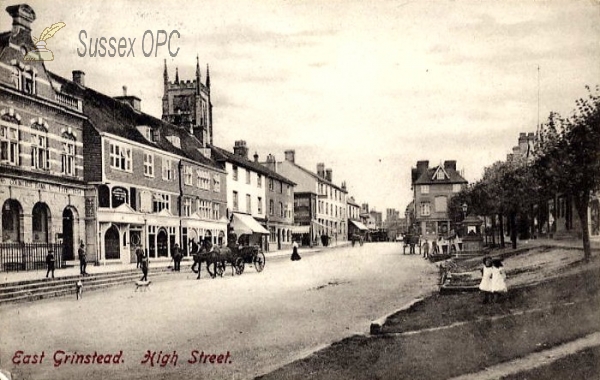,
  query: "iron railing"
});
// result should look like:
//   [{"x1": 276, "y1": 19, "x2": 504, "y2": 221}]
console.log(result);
[{"x1": 0, "y1": 243, "x2": 64, "y2": 272}]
